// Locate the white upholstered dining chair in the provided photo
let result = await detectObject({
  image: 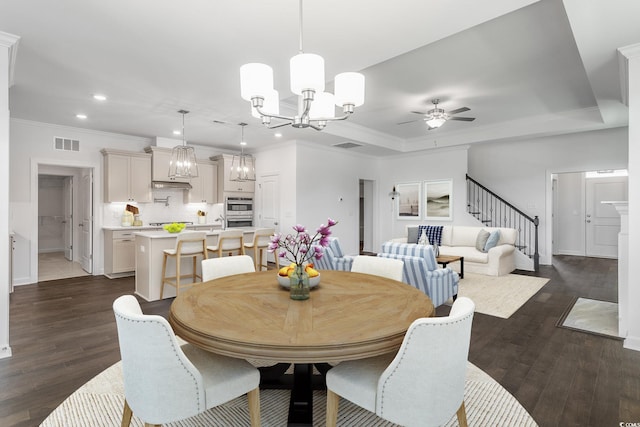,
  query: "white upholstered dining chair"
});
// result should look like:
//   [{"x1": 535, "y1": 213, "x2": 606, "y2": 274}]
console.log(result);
[
  {"x1": 325, "y1": 297, "x2": 475, "y2": 427},
  {"x1": 351, "y1": 255, "x2": 404, "y2": 281},
  {"x1": 113, "y1": 295, "x2": 261, "y2": 427},
  {"x1": 202, "y1": 254, "x2": 256, "y2": 282}
]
